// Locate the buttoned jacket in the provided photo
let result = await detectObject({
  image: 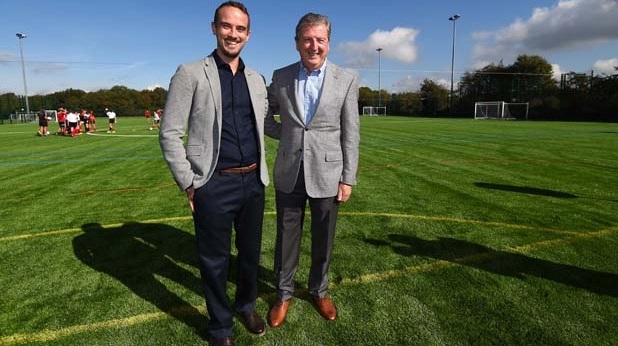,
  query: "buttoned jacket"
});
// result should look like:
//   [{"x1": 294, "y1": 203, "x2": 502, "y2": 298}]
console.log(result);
[{"x1": 264, "y1": 61, "x2": 359, "y2": 198}]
